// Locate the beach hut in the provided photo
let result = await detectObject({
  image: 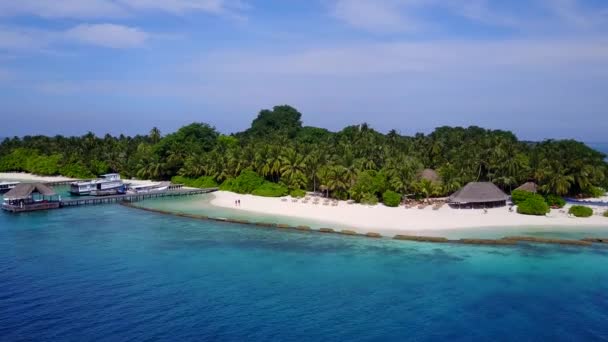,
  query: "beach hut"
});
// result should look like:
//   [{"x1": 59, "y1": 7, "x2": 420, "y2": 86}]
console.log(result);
[
  {"x1": 448, "y1": 182, "x2": 508, "y2": 209},
  {"x1": 418, "y1": 169, "x2": 441, "y2": 184},
  {"x1": 2, "y1": 183, "x2": 61, "y2": 212},
  {"x1": 515, "y1": 182, "x2": 538, "y2": 193}
]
